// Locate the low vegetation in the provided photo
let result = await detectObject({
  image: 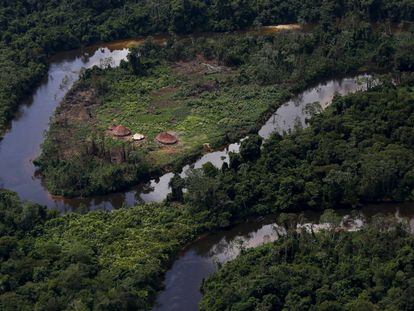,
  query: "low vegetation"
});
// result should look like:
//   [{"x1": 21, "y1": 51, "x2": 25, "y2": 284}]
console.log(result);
[
  {"x1": 200, "y1": 218, "x2": 414, "y2": 310},
  {"x1": 37, "y1": 20, "x2": 414, "y2": 197},
  {"x1": 36, "y1": 32, "x2": 289, "y2": 197}
]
